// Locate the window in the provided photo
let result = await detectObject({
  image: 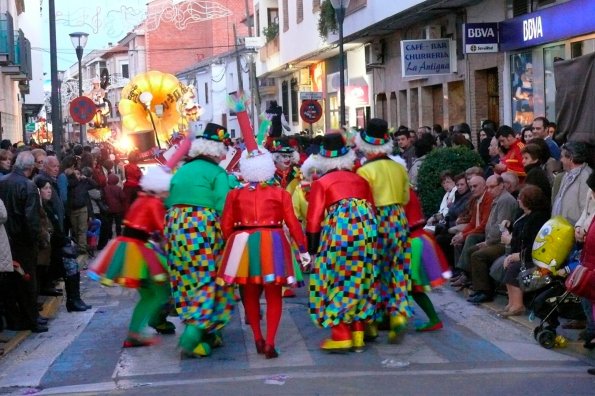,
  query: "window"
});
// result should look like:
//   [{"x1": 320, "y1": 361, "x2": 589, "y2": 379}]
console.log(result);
[
  {"x1": 121, "y1": 63, "x2": 129, "y2": 78},
  {"x1": 282, "y1": 0, "x2": 288, "y2": 32},
  {"x1": 297, "y1": 0, "x2": 303, "y2": 23},
  {"x1": 267, "y1": 8, "x2": 278, "y2": 25}
]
